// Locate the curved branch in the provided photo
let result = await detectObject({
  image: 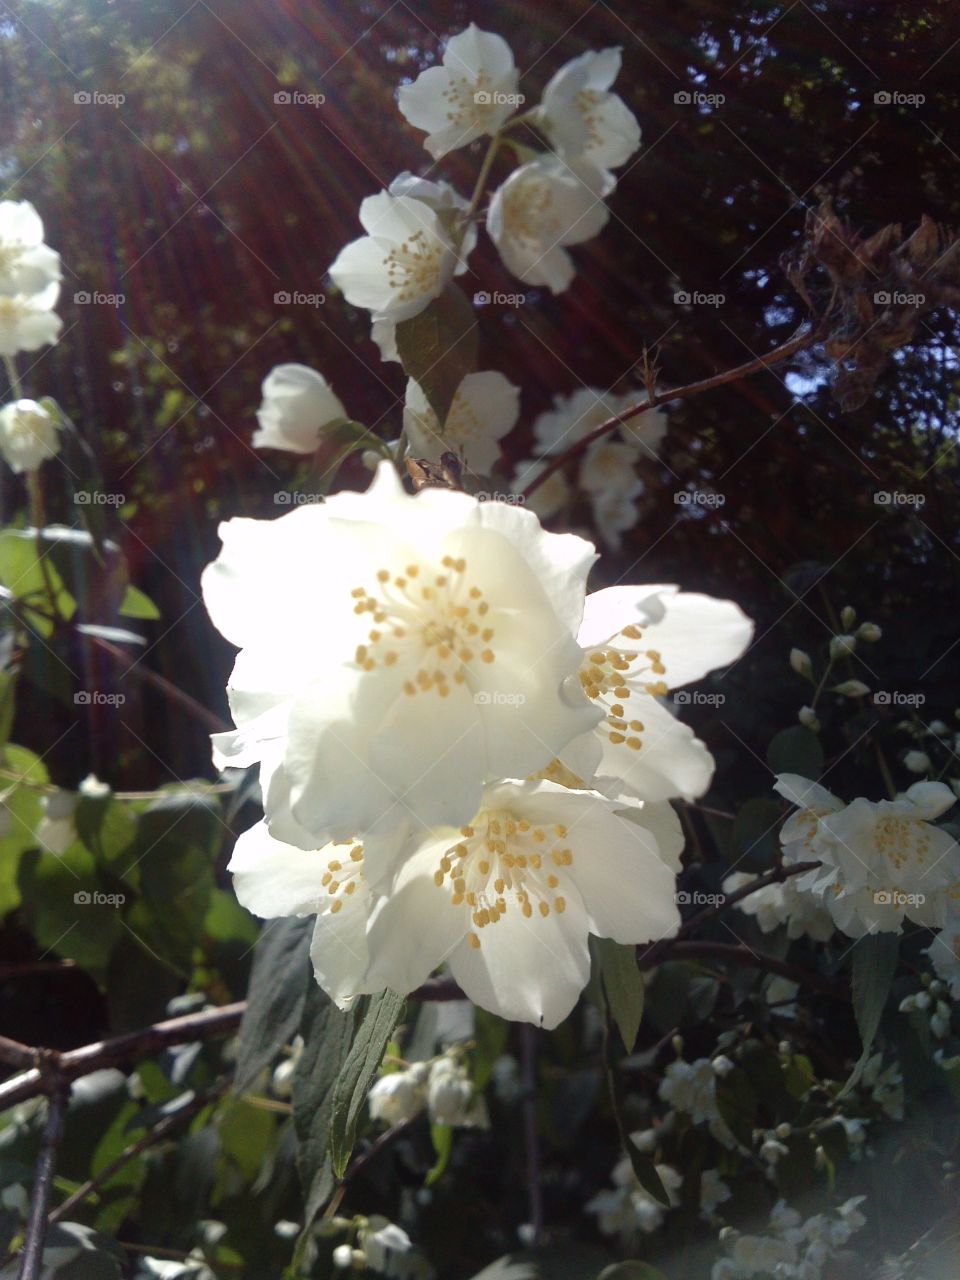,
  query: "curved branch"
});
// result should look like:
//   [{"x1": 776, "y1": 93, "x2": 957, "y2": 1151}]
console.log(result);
[
  {"x1": 521, "y1": 324, "x2": 815, "y2": 499},
  {"x1": 18, "y1": 1084, "x2": 69, "y2": 1280}
]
